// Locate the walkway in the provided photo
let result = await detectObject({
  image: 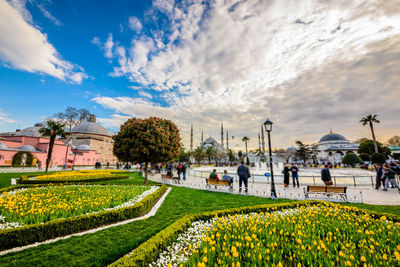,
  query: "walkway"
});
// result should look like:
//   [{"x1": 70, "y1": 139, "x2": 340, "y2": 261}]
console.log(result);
[
  {"x1": 0, "y1": 187, "x2": 171, "y2": 256},
  {"x1": 149, "y1": 173, "x2": 400, "y2": 205}
]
